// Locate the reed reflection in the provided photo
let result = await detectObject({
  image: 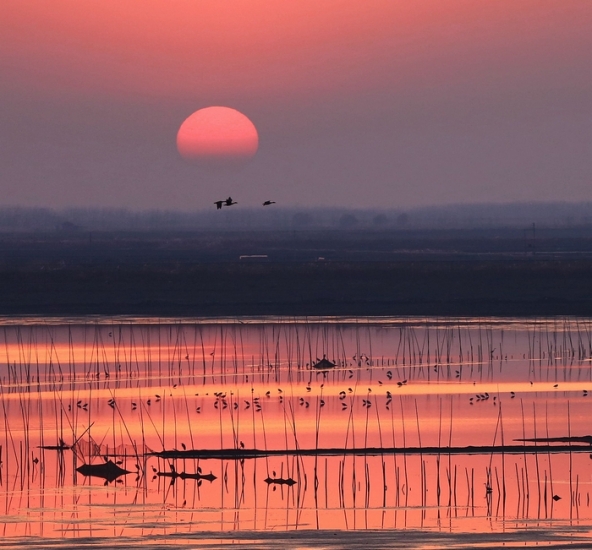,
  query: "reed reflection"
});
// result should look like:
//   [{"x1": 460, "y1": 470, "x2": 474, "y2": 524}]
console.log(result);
[{"x1": 0, "y1": 318, "x2": 591, "y2": 541}]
